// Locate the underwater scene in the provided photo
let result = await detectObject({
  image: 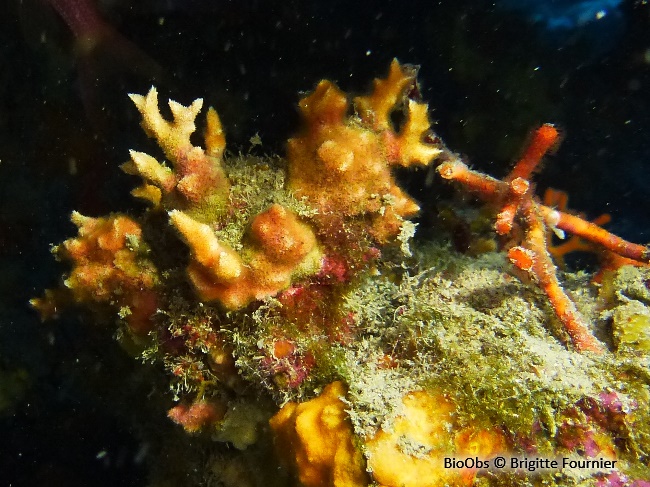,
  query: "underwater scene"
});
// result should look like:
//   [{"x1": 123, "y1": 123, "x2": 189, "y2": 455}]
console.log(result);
[{"x1": 1, "y1": 0, "x2": 650, "y2": 485}]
